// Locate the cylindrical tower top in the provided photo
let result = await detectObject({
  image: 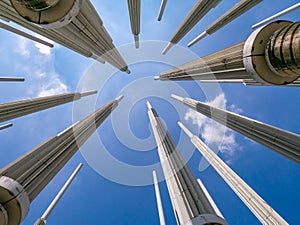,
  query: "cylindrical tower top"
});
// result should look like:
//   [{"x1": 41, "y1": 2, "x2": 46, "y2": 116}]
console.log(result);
[
  {"x1": 19, "y1": 0, "x2": 60, "y2": 11},
  {"x1": 266, "y1": 22, "x2": 300, "y2": 78},
  {"x1": 10, "y1": 0, "x2": 81, "y2": 28}
]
